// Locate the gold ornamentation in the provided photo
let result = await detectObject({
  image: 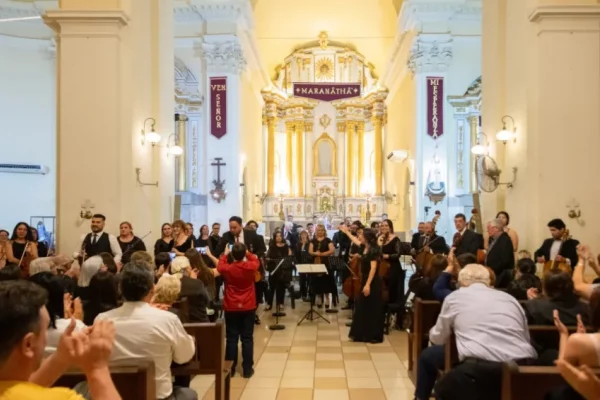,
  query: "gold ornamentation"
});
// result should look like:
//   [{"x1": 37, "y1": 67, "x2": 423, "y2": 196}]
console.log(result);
[
  {"x1": 318, "y1": 31, "x2": 329, "y2": 50},
  {"x1": 319, "y1": 114, "x2": 331, "y2": 129},
  {"x1": 315, "y1": 58, "x2": 334, "y2": 80}
]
